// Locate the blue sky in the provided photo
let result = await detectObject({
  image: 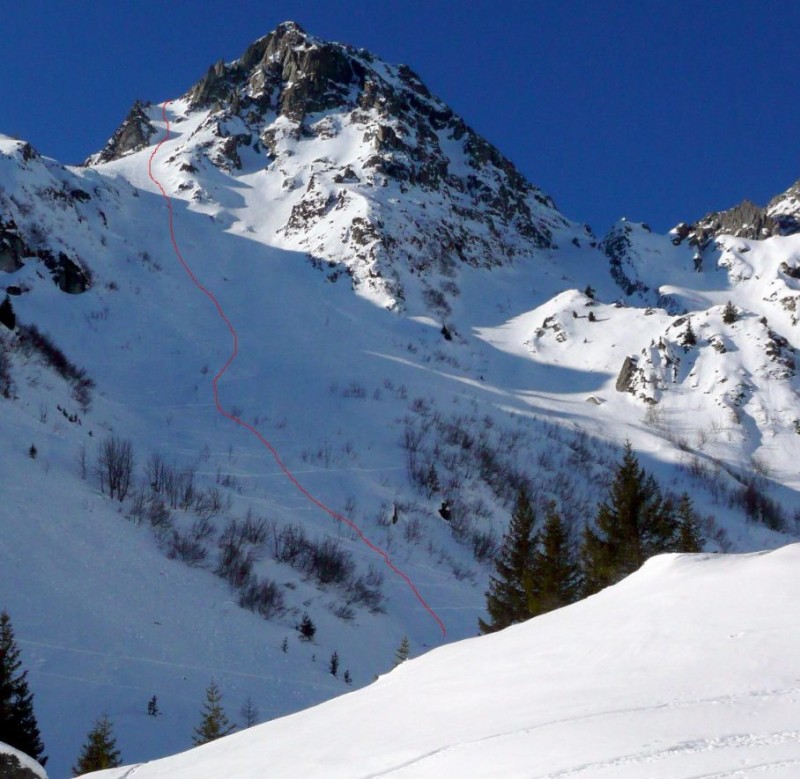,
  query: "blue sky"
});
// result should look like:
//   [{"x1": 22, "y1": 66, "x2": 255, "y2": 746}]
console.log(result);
[{"x1": 2, "y1": 0, "x2": 799, "y2": 233}]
